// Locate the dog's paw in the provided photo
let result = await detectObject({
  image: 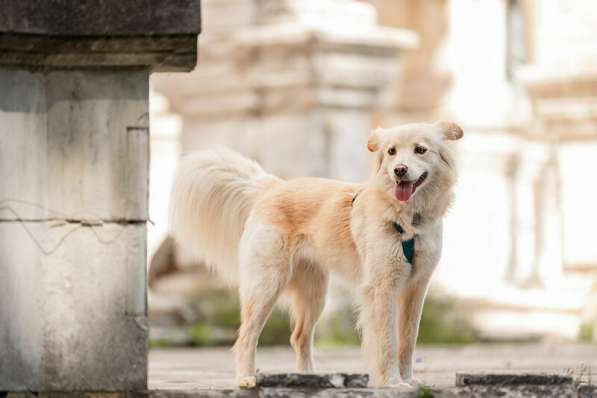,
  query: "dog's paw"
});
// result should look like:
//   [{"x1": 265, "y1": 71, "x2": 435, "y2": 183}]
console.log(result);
[
  {"x1": 386, "y1": 382, "x2": 415, "y2": 391},
  {"x1": 405, "y1": 377, "x2": 422, "y2": 387},
  {"x1": 238, "y1": 376, "x2": 257, "y2": 389},
  {"x1": 370, "y1": 374, "x2": 414, "y2": 390}
]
